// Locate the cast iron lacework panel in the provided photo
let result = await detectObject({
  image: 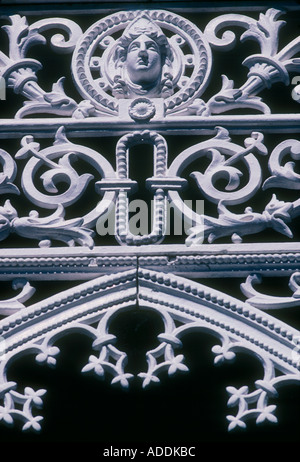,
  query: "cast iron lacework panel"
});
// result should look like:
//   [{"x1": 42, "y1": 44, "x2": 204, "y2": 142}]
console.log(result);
[{"x1": 0, "y1": 5, "x2": 299, "y2": 433}]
